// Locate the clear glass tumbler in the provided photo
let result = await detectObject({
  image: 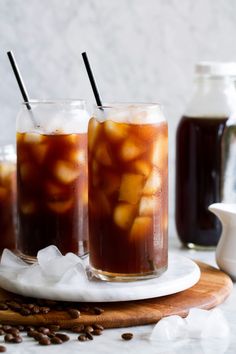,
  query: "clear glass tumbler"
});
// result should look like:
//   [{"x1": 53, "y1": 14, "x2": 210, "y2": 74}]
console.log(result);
[
  {"x1": 16, "y1": 100, "x2": 89, "y2": 262},
  {"x1": 88, "y1": 103, "x2": 168, "y2": 281}
]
